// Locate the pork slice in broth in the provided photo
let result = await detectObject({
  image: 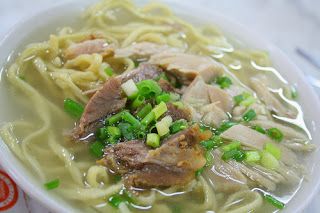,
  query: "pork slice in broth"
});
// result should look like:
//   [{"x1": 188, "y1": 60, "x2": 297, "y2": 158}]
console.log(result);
[
  {"x1": 99, "y1": 124, "x2": 209, "y2": 188},
  {"x1": 149, "y1": 52, "x2": 224, "y2": 84},
  {"x1": 182, "y1": 77, "x2": 232, "y2": 127},
  {"x1": 64, "y1": 39, "x2": 114, "y2": 60},
  {"x1": 73, "y1": 77, "x2": 126, "y2": 141},
  {"x1": 114, "y1": 42, "x2": 181, "y2": 58}
]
